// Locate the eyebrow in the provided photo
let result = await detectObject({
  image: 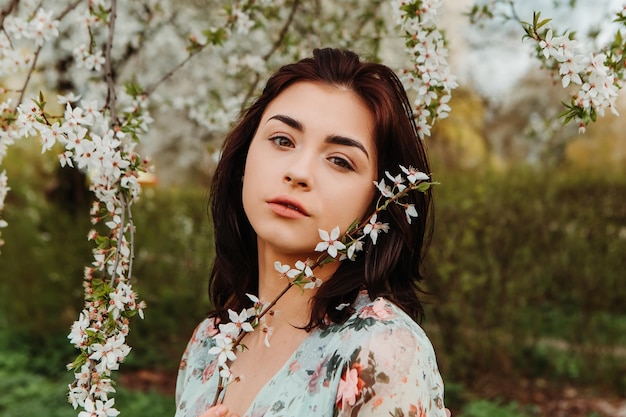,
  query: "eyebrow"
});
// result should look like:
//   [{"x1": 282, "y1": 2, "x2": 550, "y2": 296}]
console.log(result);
[{"x1": 267, "y1": 114, "x2": 370, "y2": 159}]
